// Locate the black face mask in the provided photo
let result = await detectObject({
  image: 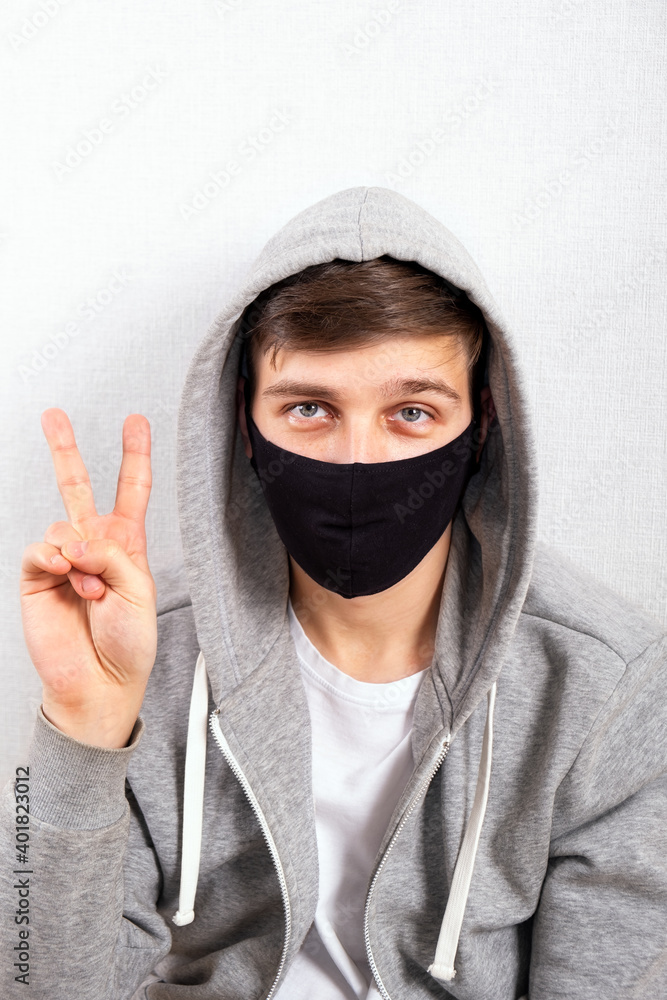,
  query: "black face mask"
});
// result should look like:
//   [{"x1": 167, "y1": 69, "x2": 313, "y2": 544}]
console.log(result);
[{"x1": 243, "y1": 384, "x2": 479, "y2": 599}]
